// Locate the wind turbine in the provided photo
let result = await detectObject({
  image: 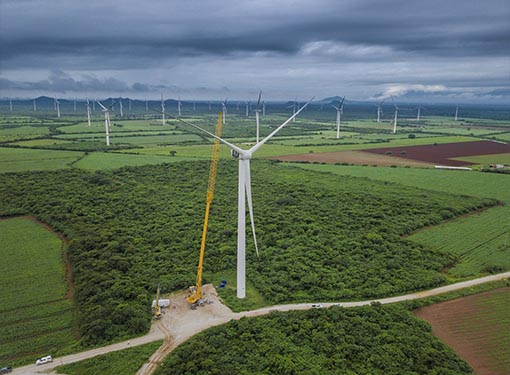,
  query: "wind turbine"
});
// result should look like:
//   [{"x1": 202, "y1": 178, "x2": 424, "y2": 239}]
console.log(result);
[
  {"x1": 454, "y1": 106, "x2": 459, "y2": 121},
  {"x1": 208, "y1": 101, "x2": 211, "y2": 112},
  {"x1": 97, "y1": 100, "x2": 112, "y2": 146},
  {"x1": 93, "y1": 100, "x2": 96, "y2": 112},
  {"x1": 33, "y1": 98, "x2": 37, "y2": 112},
  {"x1": 332, "y1": 96, "x2": 345, "y2": 139},
  {"x1": 193, "y1": 102, "x2": 196, "y2": 112},
  {"x1": 119, "y1": 98, "x2": 124, "y2": 117},
  {"x1": 178, "y1": 97, "x2": 182, "y2": 117},
  {"x1": 221, "y1": 98, "x2": 228, "y2": 125},
  {"x1": 129, "y1": 99, "x2": 132, "y2": 112},
  {"x1": 262, "y1": 101, "x2": 266, "y2": 116},
  {"x1": 245, "y1": 102, "x2": 249, "y2": 117},
  {"x1": 86, "y1": 99, "x2": 92, "y2": 127},
  {"x1": 161, "y1": 94, "x2": 165, "y2": 125},
  {"x1": 391, "y1": 97, "x2": 398, "y2": 134},
  {"x1": 155, "y1": 97, "x2": 314, "y2": 298},
  {"x1": 376, "y1": 100, "x2": 385, "y2": 123},
  {"x1": 146, "y1": 100, "x2": 149, "y2": 112},
  {"x1": 9, "y1": 99, "x2": 12, "y2": 112},
  {"x1": 55, "y1": 98, "x2": 61, "y2": 118},
  {"x1": 253, "y1": 91, "x2": 262, "y2": 143},
  {"x1": 74, "y1": 99, "x2": 77, "y2": 111},
  {"x1": 415, "y1": 105, "x2": 426, "y2": 121}
]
